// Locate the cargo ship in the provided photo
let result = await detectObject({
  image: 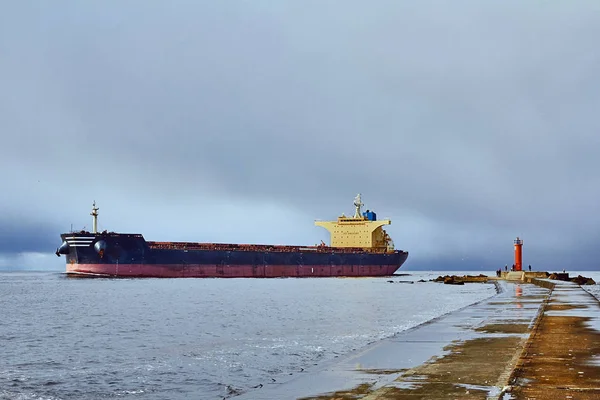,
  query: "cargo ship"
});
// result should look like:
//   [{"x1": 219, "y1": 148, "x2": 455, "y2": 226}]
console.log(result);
[{"x1": 55, "y1": 195, "x2": 408, "y2": 278}]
